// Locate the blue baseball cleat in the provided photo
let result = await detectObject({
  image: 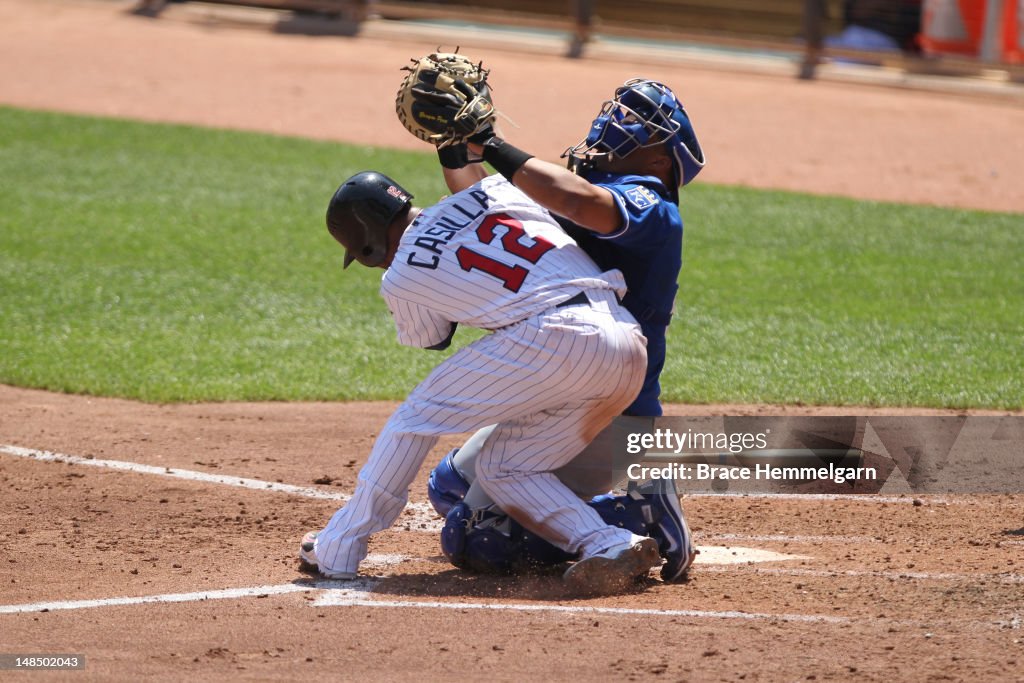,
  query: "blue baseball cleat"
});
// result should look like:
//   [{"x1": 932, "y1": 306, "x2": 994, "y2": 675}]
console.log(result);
[{"x1": 640, "y1": 478, "x2": 697, "y2": 582}]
